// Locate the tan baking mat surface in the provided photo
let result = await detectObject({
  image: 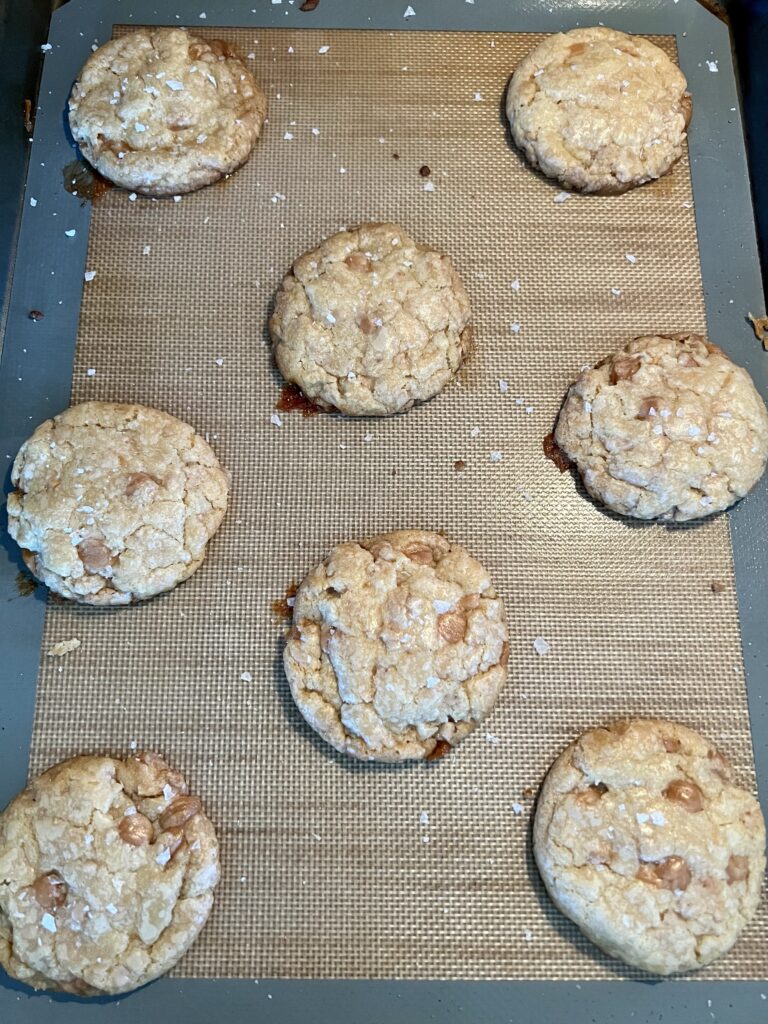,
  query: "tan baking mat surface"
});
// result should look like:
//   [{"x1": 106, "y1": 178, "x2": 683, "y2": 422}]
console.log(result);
[{"x1": 28, "y1": 27, "x2": 765, "y2": 980}]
